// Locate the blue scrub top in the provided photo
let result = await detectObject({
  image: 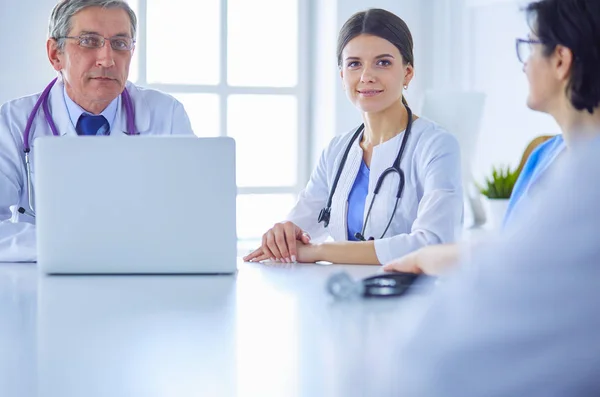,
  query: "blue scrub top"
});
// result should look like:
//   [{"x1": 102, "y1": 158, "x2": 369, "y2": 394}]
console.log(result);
[
  {"x1": 503, "y1": 135, "x2": 565, "y2": 227},
  {"x1": 347, "y1": 160, "x2": 370, "y2": 240}
]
